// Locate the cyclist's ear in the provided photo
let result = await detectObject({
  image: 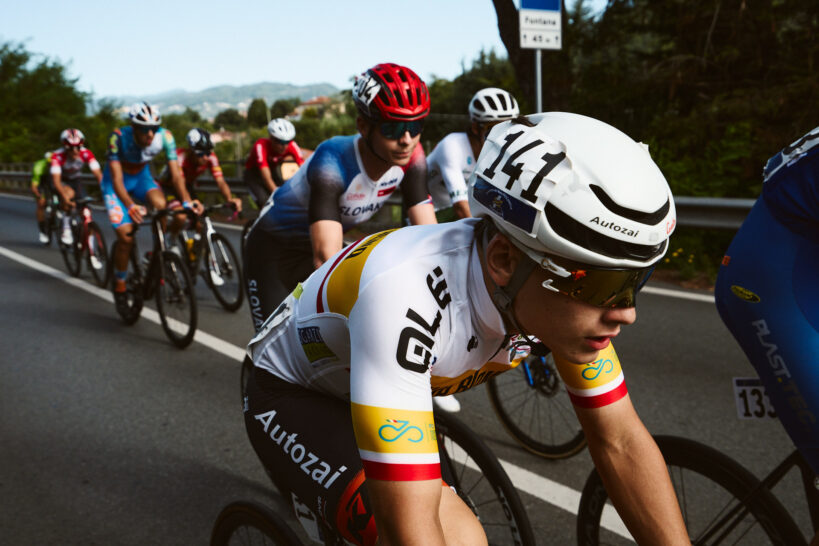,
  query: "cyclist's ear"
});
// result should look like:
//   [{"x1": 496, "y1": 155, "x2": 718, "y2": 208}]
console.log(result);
[{"x1": 484, "y1": 233, "x2": 521, "y2": 288}]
